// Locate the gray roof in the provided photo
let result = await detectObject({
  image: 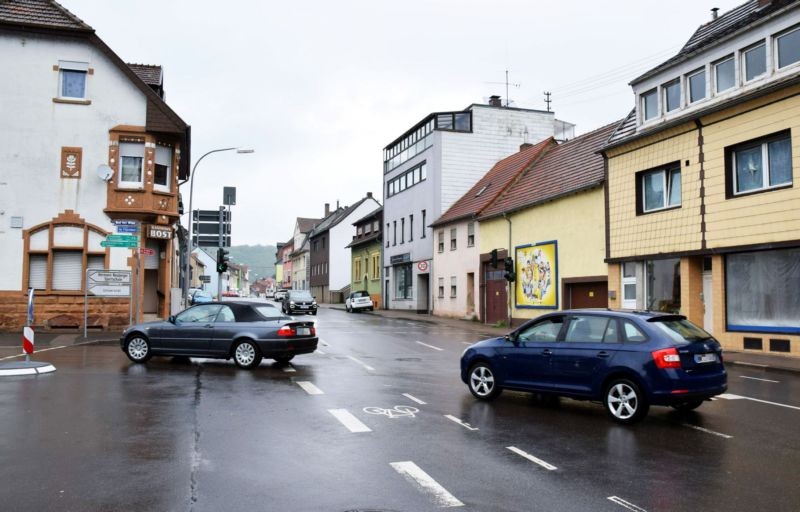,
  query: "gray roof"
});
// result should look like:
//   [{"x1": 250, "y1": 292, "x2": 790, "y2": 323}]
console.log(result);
[
  {"x1": 351, "y1": 206, "x2": 382, "y2": 226},
  {"x1": 309, "y1": 196, "x2": 377, "y2": 238}
]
